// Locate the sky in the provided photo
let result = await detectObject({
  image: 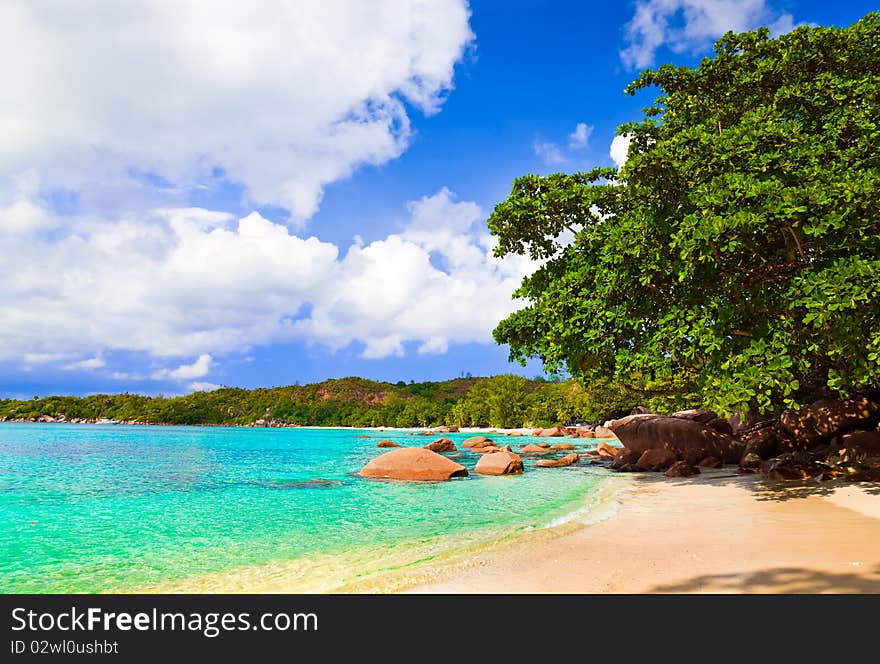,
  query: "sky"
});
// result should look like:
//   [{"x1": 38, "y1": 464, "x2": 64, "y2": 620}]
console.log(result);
[{"x1": 0, "y1": 0, "x2": 874, "y2": 398}]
